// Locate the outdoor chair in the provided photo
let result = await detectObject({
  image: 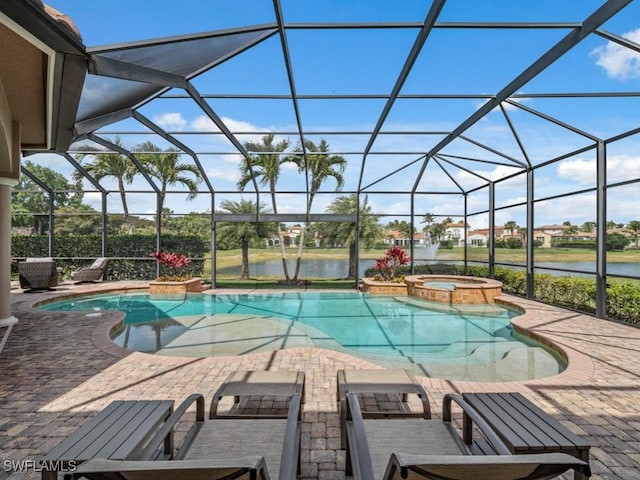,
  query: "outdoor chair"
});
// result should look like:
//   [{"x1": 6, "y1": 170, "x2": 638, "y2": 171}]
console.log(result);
[
  {"x1": 71, "y1": 458, "x2": 272, "y2": 480},
  {"x1": 18, "y1": 257, "x2": 59, "y2": 291},
  {"x1": 70, "y1": 257, "x2": 109, "y2": 283},
  {"x1": 0, "y1": 317, "x2": 18, "y2": 354},
  {"x1": 45, "y1": 370, "x2": 303, "y2": 480},
  {"x1": 344, "y1": 392, "x2": 589, "y2": 480}
]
